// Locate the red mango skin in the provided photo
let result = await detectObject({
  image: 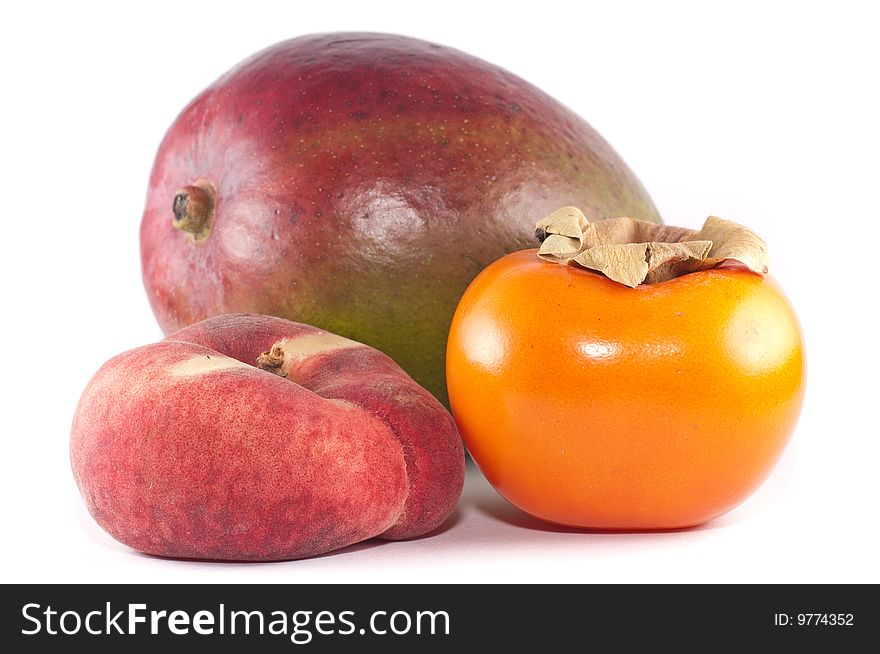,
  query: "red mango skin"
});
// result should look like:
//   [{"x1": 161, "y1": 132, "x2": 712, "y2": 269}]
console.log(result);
[
  {"x1": 140, "y1": 32, "x2": 662, "y2": 405},
  {"x1": 71, "y1": 314, "x2": 464, "y2": 561}
]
